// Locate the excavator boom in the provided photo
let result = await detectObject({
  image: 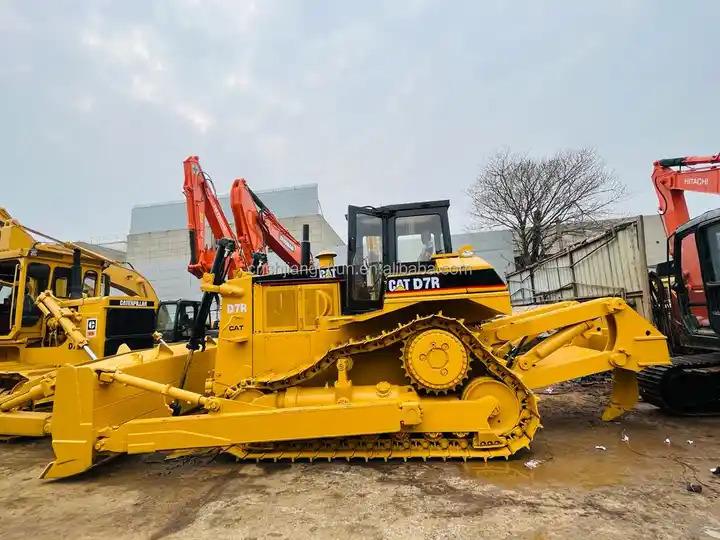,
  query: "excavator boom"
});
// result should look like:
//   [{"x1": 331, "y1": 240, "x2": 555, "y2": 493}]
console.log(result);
[
  {"x1": 183, "y1": 156, "x2": 245, "y2": 277},
  {"x1": 183, "y1": 156, "x2": 303, "y2": 276},
  {"x1": 230, "y1": 179, "x2": 303, "y2": 271},
  {"x1": 653, "y1": 154, "x2": 720, "y2": 242},
  {"x1": 1, "y1": 209, "x2": 159, "y2": 303}
]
